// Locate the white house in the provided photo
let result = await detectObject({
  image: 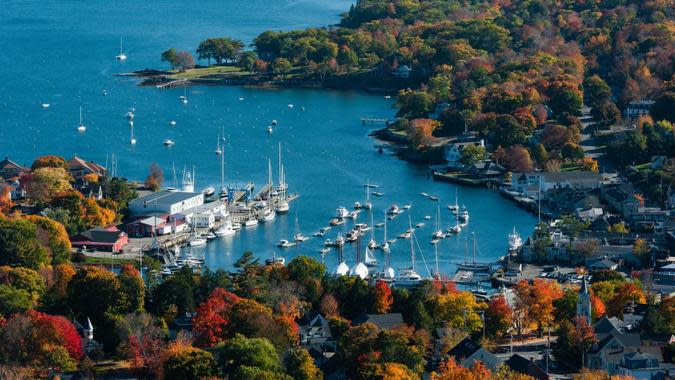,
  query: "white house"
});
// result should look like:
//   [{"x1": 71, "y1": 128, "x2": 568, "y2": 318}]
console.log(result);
[
  {"x1": 511, "y1": 172, "x2": 602, "y2": 199},
  {"x1": 128, "y1": 191, "x2": 204, "y2": 216},
  {"x1": 444, "y1": 139, "x2": 485, "y2": 169},
  {"x1": 192, "y1": 213, "x2": 215, "y2": 229},
  {"x1": 392, "y1": 65, "x2": 412, "y2": 78}
]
